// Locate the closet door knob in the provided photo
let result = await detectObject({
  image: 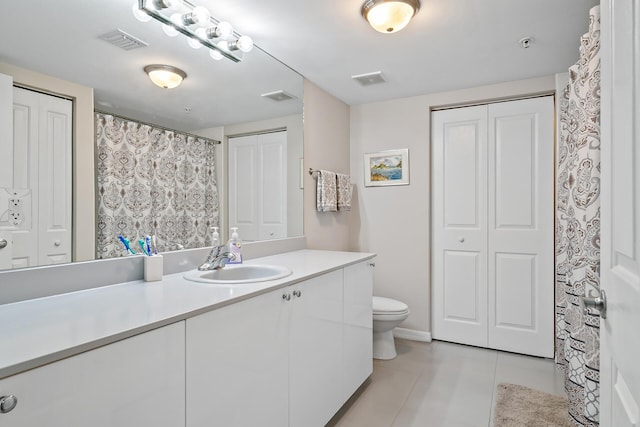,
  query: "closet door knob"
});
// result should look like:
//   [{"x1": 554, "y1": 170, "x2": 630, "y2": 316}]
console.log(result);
[
  {"x1": 282, "y1": 293, "x2": 291, "y2": 302},
  {"x1": 0, "y1": 239, "x2": 7, "y2": 249},
  {"x1": 293, "y1": 290, "x2": 301, "y2": 298},
  {"x1": 458, "y1": 236, "x2": 465, "y2": 243}
]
